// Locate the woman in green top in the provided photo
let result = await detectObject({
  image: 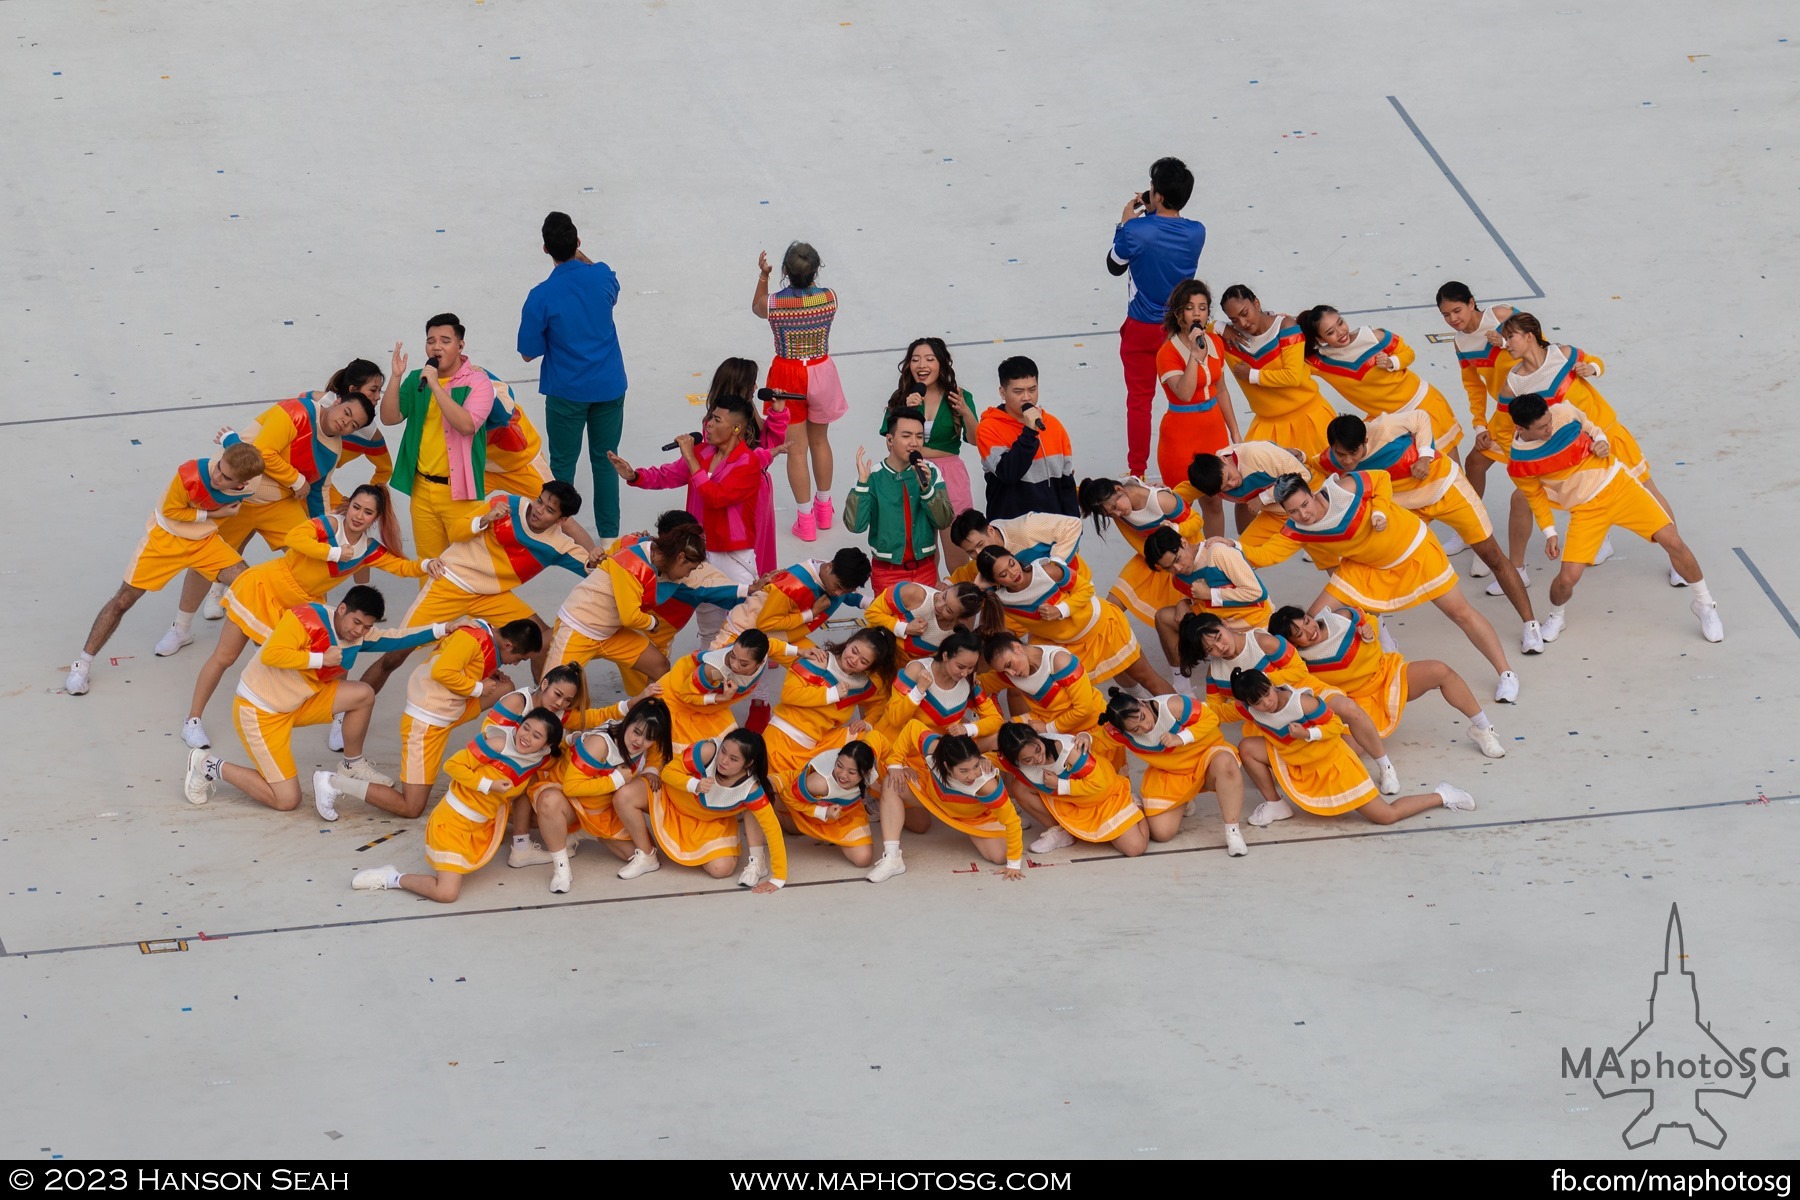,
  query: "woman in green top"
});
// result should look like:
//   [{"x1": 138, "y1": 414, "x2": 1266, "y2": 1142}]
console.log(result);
[{"x1": 882, "y1": 338, "x2": 980, "y2": 571}]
